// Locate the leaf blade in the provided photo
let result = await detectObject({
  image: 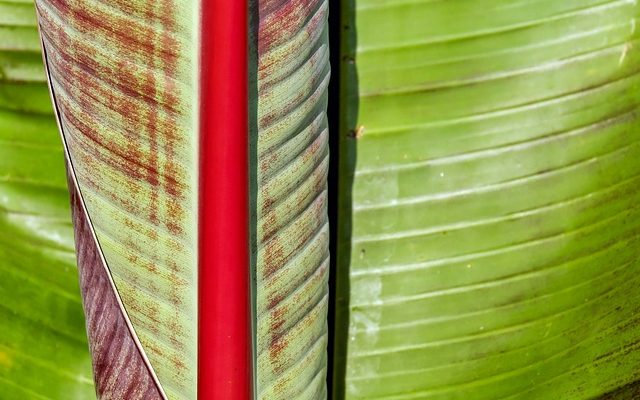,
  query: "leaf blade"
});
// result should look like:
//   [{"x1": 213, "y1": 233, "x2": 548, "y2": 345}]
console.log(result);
[
  {"x1": 255, "y1": 0, "x2": 331, "y2": 398},
  {"x1": 341, "y1": 1, "x2": 640, "y2": 398}
]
